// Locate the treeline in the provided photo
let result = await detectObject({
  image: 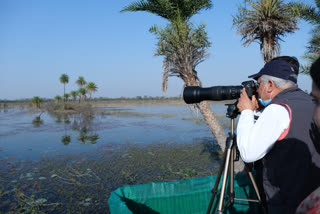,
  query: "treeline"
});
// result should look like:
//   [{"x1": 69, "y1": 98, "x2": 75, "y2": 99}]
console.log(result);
[
  {"x1": 0, "y1": 96, "x2": 182, "y2": 104},
  {"x1": 93, "y1": 96, "x2": 181, "y2": 101}
]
